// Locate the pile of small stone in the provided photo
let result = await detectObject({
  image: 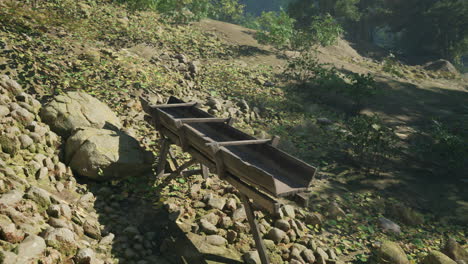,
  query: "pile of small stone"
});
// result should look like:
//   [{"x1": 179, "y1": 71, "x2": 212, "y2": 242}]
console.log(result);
[
  {"x1": 0, "y1": 75, "x2": 113, "y2": 264},
  {"x1": 162, "y1": 174, "x2": 346, "y2": 264}
]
